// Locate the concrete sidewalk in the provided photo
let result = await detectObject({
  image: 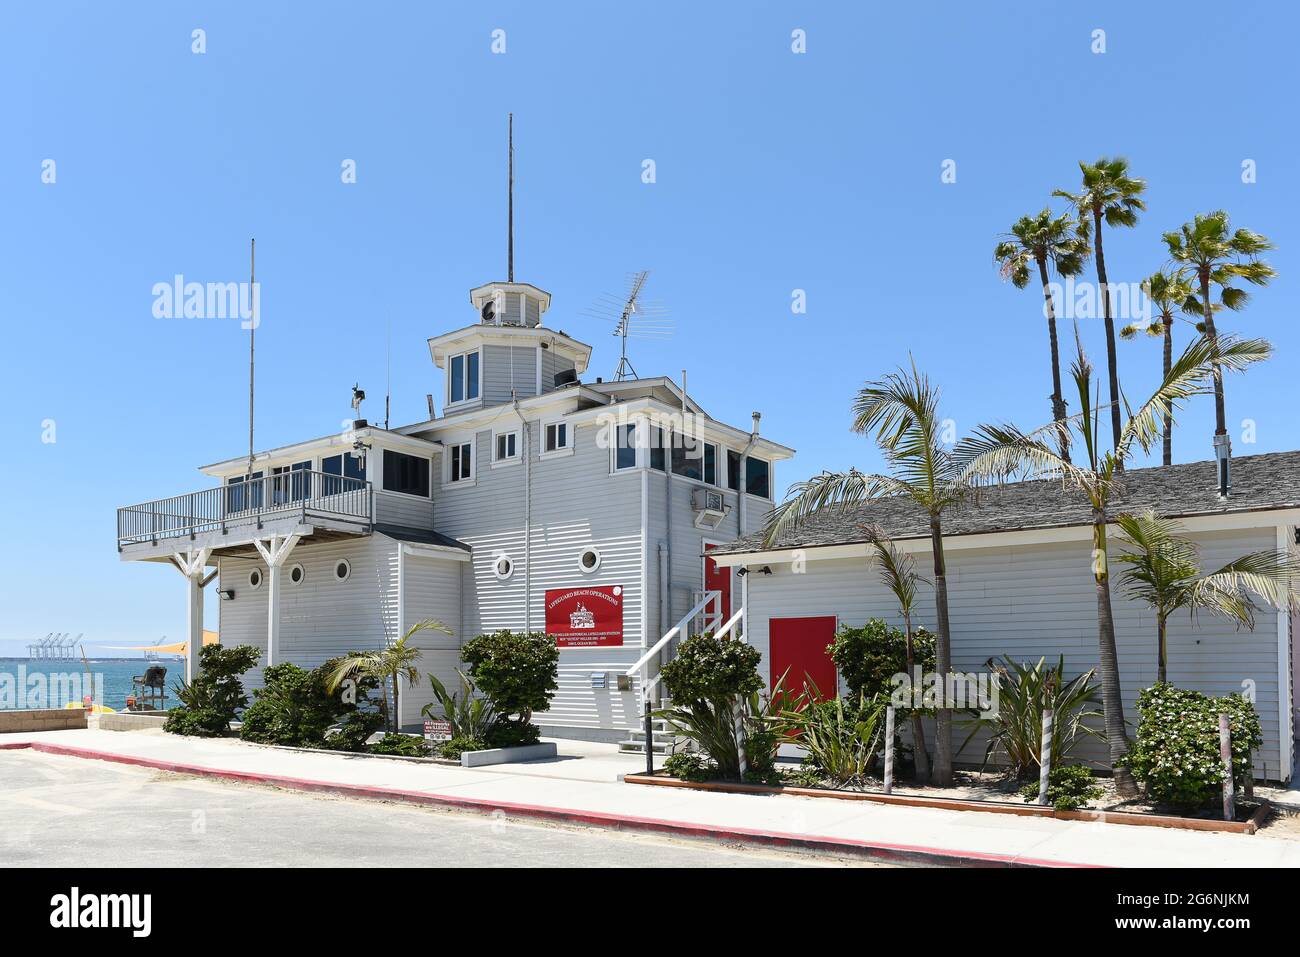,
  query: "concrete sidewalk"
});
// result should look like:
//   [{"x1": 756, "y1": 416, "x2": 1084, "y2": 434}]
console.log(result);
[{"x1": 3, "y1": 729, "x2": 1297, "y2": 867}]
